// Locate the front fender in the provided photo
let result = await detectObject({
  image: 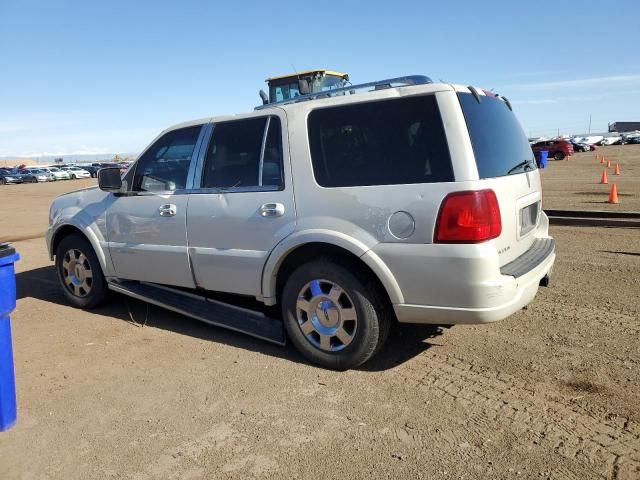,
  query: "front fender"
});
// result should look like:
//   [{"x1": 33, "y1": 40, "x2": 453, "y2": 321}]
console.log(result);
[
  {"x1": 261, "y1": 229, "x2": 404, "y2": 306},
  {"x1": 47, "y1": 191, "x2": 115, "y2": 276}
]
